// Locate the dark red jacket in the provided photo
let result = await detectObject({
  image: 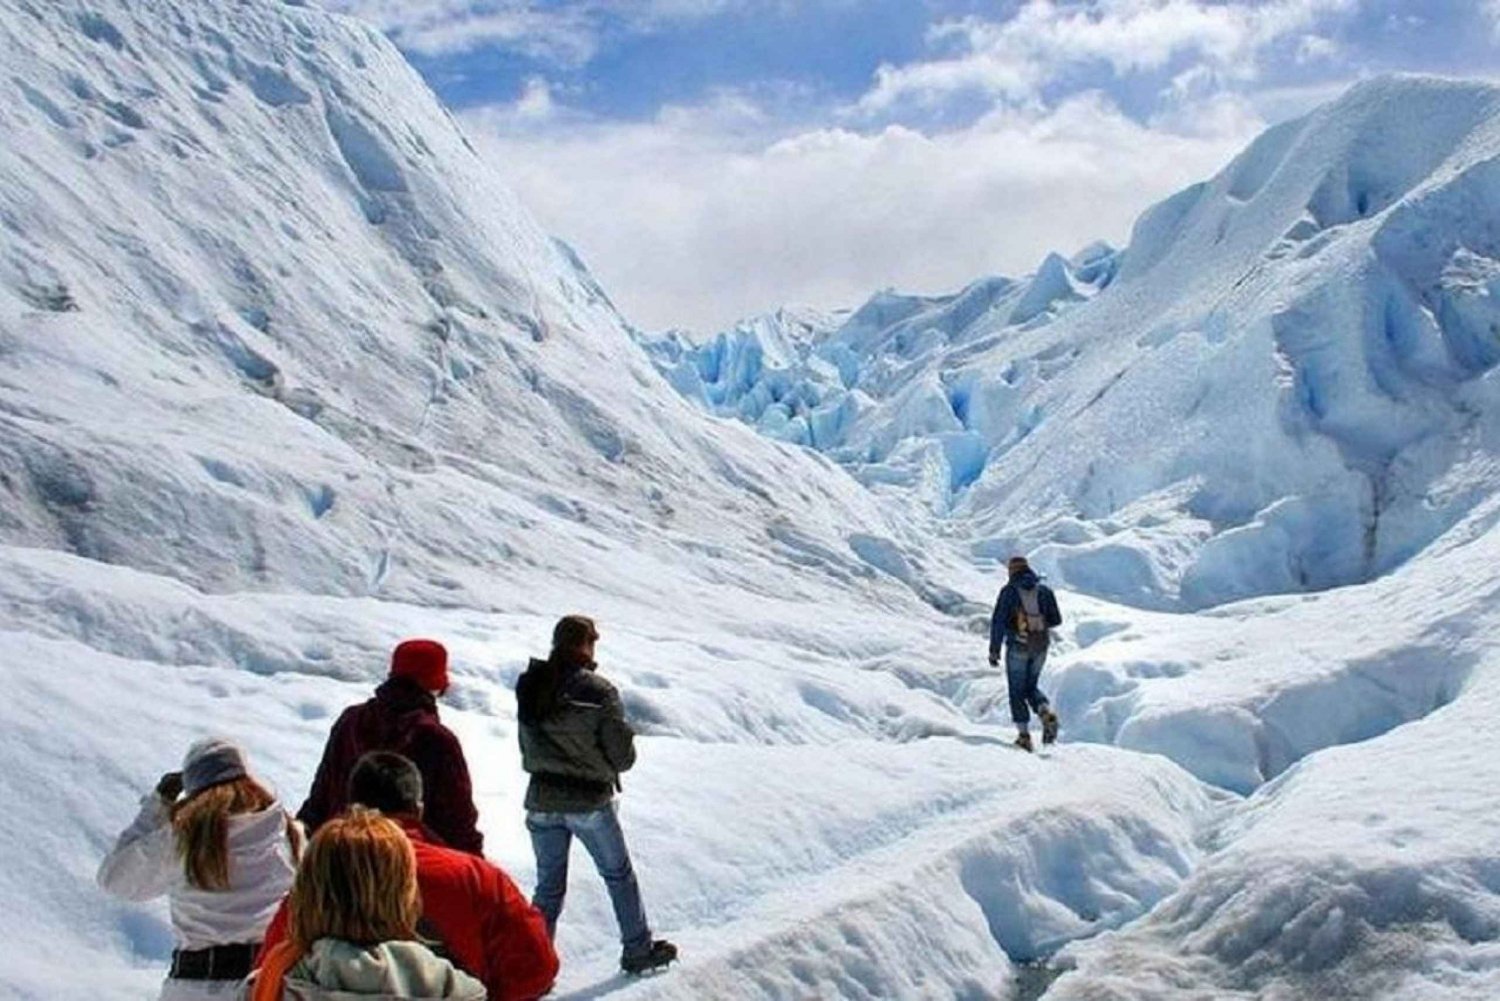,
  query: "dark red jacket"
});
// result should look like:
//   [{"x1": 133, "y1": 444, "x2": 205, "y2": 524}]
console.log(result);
[
  {"x1": 297, "y1": 678, "x2": 484, "y2": 855},
  {"x1": 259, "y1": 819, "x2": 558, "y2": 1001}
]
